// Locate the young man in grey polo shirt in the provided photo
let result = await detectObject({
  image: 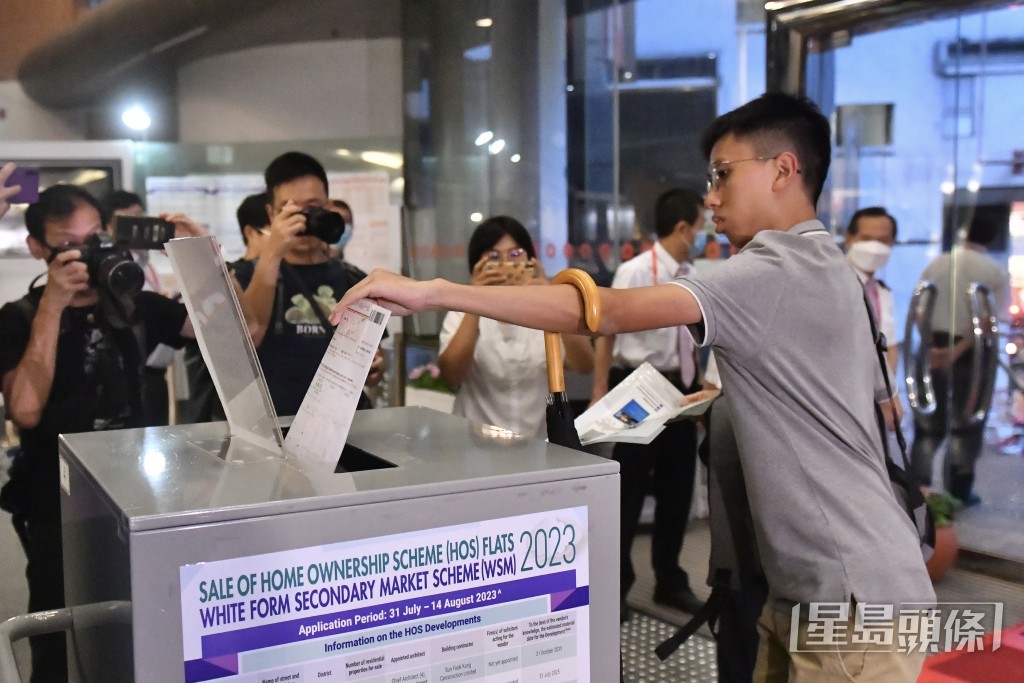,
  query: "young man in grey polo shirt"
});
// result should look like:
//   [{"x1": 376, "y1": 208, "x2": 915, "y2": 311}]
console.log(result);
[{"x1": 333, "y1": 92, "x2": 935, "y2": 680}]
